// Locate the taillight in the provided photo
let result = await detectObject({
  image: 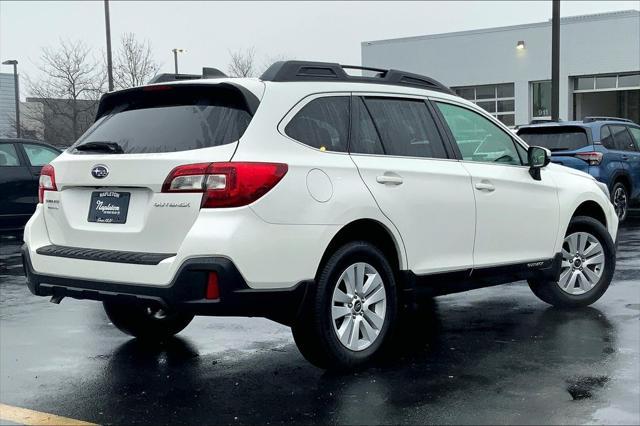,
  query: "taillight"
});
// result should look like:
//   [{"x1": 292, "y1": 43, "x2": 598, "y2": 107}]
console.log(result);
[
  {"x1": 38, "y1": 164, "x2": 57, "y2": 203},
  {"x1": 162, "y1": 162, "x2": 288, "y2": 208},
  {"x1": 575, "y1": 151, "x2": 603, "y2": 166}
]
